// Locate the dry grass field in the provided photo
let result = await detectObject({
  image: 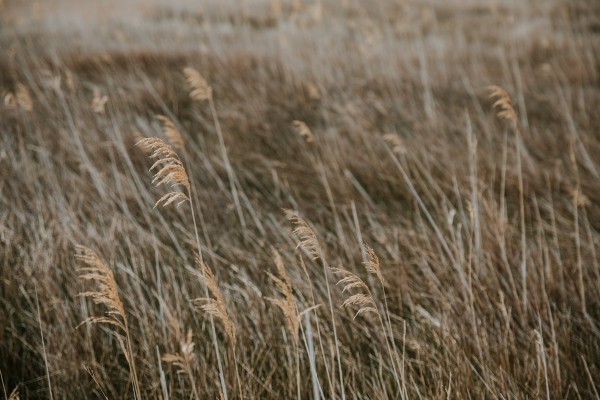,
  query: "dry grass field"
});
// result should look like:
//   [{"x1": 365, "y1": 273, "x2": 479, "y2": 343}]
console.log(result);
[{"x1": 1, "y1": 0, "x2": 600, "y2": 398}]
